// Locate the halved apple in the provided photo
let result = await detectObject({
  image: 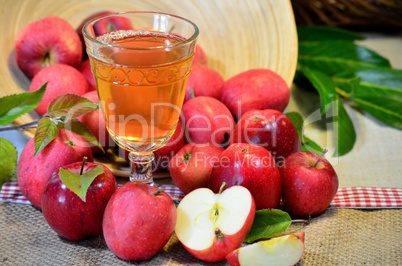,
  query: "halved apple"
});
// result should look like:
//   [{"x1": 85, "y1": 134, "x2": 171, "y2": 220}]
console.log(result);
[
  {"x1": 226, "y1": 232, "x2": 305, "y2": 266},
  {"x1": 175, "y1": 186, "x2": 256, "y2": 262}
]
